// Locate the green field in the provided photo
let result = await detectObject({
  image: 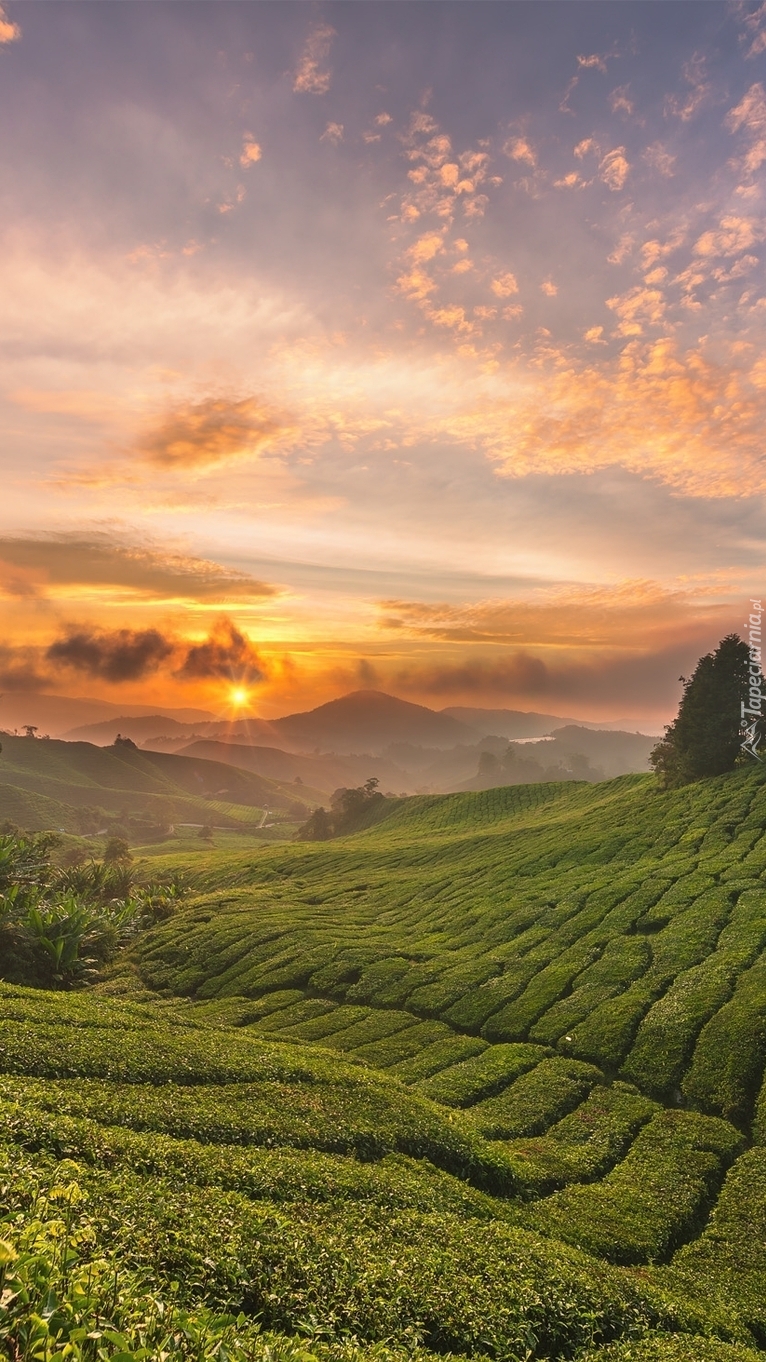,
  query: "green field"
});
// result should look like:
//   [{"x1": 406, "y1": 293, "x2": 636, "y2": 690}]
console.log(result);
[
  {"x1": 3, "y1": 764, "x2": 766, "y2": 1358},
  {"x1": 0, "y1": 732, "x2": 319, "y2": 835}
]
